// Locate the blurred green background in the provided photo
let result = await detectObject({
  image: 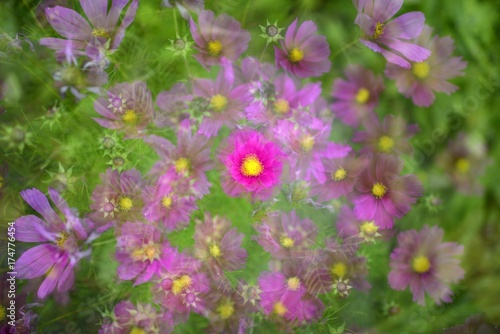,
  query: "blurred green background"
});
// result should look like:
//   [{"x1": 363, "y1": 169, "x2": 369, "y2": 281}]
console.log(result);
[{"x1": 1, "y1": 0, "x2": 499, "y2": 333}]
